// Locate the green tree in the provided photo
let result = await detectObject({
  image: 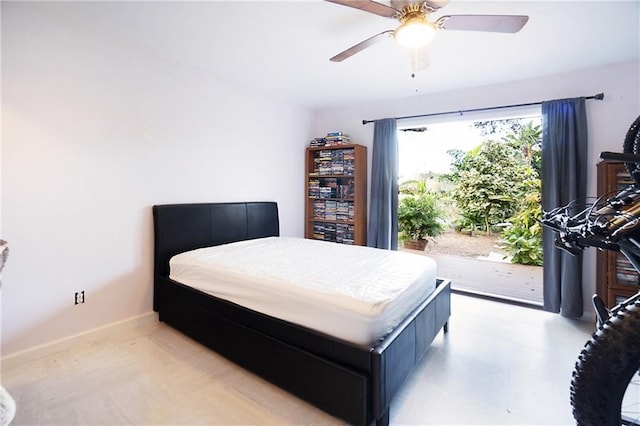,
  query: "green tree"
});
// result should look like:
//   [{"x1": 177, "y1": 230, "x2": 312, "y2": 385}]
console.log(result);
[
  {"x1": 473, "y1": 119, "x2": 526, "y2": 138},
  {"x1": 504, "y1": 121, "x2": 542, "y2": 176},
  {"x1": 442, "y1": 140, "x2": 528, "y2": 234},
  {"x1": 500, "y1": 175, "x2": 543, "y2": 265},
  {"x1": 497, "y1": 122, "x2": 543, "y2": 265}
]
